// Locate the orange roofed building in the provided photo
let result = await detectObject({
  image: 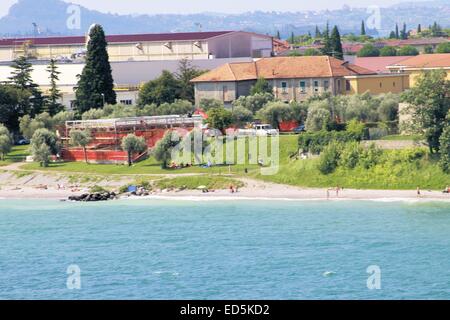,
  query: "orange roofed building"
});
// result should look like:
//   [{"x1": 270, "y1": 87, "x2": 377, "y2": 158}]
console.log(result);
[
  {"x1": 386, "y1": 53, "x2": 450, "y2": 87},
  {"x1": 191, "y1": 56, "x2": 410, "y2": 106}
]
